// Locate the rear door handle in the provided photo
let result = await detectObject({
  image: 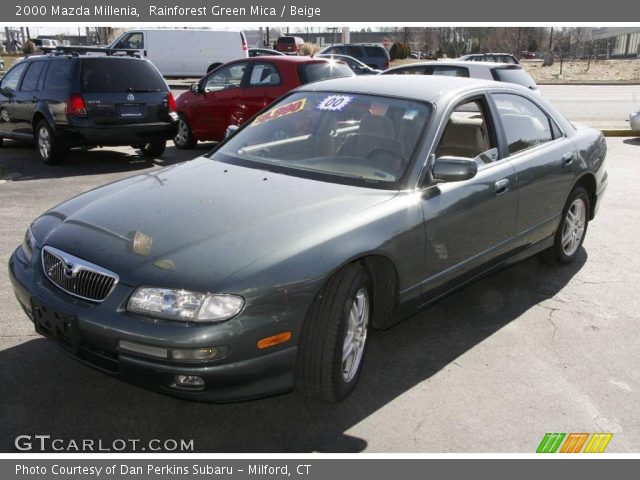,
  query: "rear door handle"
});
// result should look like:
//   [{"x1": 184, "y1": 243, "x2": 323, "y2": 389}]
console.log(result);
[
  {"x1": 31, "y1": 96, "x2": 38, "y2": 103},
  {"x1": 494, "y1": 178, "x2": 510, "y2": 196},
  {"x1": 562, "y1": 152, "x2": 575, "y2": 165}
]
